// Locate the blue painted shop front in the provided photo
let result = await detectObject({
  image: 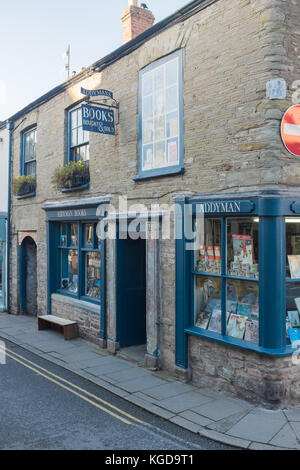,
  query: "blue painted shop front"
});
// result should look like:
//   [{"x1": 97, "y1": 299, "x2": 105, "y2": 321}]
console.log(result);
[{"x1": 175, "y1": 190, "x2": 300, "y2": 372}]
